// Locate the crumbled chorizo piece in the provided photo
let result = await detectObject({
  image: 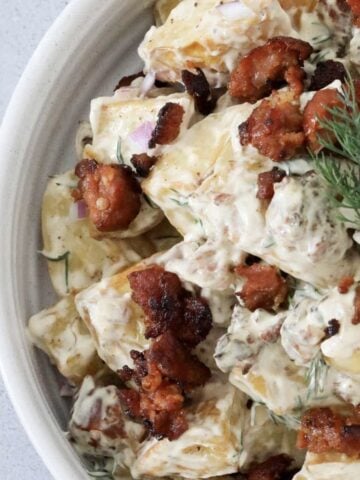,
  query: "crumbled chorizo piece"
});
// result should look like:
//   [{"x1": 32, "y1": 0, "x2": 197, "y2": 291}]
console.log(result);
[
  {"x1": 247, "y1": 454, "x2": 294, "y2": 480},
  {"x1": 118, "y1": 389, "x2": 141, "y2": 419},
  {"x1": 338, "y1": 276, "x2": 355, "y2": 294},
  {"x1": 303, "y1": 88, "x2": 344, "y2": 152},
  {"x1": 298, "y1": 407, "x2": 360, "y2": 455},
  {"x1": 309, "y1": 60, "x2": 346, "y2": 91},
  {"x1": 346, "y1": 0, "x2": 360, "y2": 25},
  {"x1": 114, "y1": 71, "x2": 144, "y2": 91},
  {"x1": 148, "y1": 332, "x2": 211, "y2": 389},
  {"x1": 128, "y1": 265, "x2": 185, "y2": 338},
  {"x1": 352, "y1": 285, "x2": 360, "y2": 325},
  {"x1": 235, "y1": 264, "x2": 289, "y2": 312},
  {"x1": 324, "y1": 319, "x2": 341, "y2": 339},
  {"x1": 148, "y1": 102, "x2": 185, "y2": 148},
  {"x1": 181, "y1": 296, "x2": 213, "y2": 347},
  {"x1": 181, "y1": 68, "x2": 217, "y2": 115},
  {"x1": 239, "y1": 91, "x2": 305, "y2": 161},
  {"x1": 130, "y1": 153, "x2": 158, "y2": 177},
  {"x1": 128, "y1": 265, "x2": 212, "y2": 344},
  {"x1": 257, "y1": 168, "x2": 286, "y2": 200},
  {"x1": 74, "y1": 159, "x2": 141, "y2": 231},
  {"x1": 229, "y1": 37, "x2": 313, "y2": 102}
]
